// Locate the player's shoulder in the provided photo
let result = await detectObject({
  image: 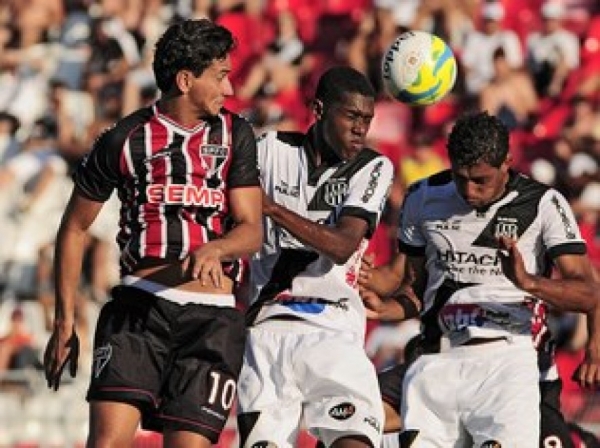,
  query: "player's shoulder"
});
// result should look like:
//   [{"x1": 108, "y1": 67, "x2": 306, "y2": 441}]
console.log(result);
[
  {"x1": 225, "y1": 108, "x2": 252, "y2": 128},
  {"x1": 359, "y1": 147, "x2": 394, "y2": 165},
  {"x1": 92, "y1": 106, "x2": 154, "y2": 150},
  {"x1": 256, "y1": 130, "x2": 306, "y2": 153},
  {"x1": 259, "y1": 130, "x2": 305, "y2": 145},
  {"x1": 407, "y1": 168, "x2": 453, "y2": 194},
  {"x1": 508, "y1": 170, "x2": 555, "y2": 203}
]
